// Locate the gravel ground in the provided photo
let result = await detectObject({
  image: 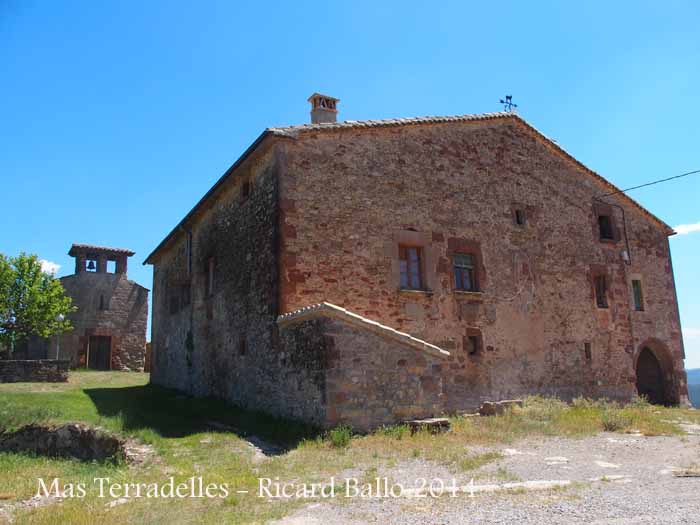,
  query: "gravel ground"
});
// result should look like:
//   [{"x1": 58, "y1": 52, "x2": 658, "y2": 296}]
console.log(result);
[{"x1": 271, "y1": 432, "x2": 700, "y2": 524}]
